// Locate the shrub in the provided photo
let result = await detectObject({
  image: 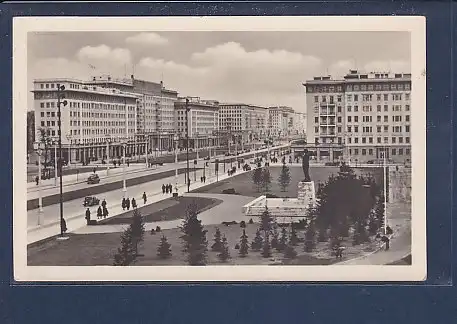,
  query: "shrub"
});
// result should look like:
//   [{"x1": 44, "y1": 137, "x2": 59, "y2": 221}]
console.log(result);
[{"x1": 248, "y1": 218, "x2": 254, "y2": 224}]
